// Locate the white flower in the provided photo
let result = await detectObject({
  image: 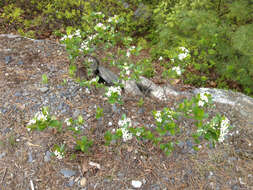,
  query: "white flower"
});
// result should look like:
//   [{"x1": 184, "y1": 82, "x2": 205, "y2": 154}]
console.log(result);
[
  {"x1": 136, "y1": 132, "x2": 141, "y2": 137},
  {"x1": 218, "y1": 117, "x2": 230, "y2": 143},
  {"x1": 159, "y1": 56, "x2": 163, "y2": 61},
  {"x1": 197, "y1": 128, "x2": 205, "y2": 133},
  {"x1": 35, "y1": 112, "x2": 47, "y2": 121},
  {"x1": 198, "y1": 93, "x2": 210, "y2": 107},
  {"x1": 154, "y1": 111, "x2": 162, "y2": 123},
  {"x1": 27, "y1": 118, "x2": 36, "y2": 126},
  {"x1": 178, "y1": 47, "x2": 189, "y2": 60},
  {"x1": 118, "y1": 117, "x2": 132, "y2": 128},
  {"x1": 60, "y1": 35, "x2": 68, "y2": 41},
  {"x1": 80, "y1": 41, "x2": 89, "y2": 51},
  {"x1": 156, "y1": 117, "x2": 162, "y2": 123},
  {"x1": 108, "y1": 17, "x2": 113, "y2": 22},
  {"x1": 95, "y1": 23, "x2": 106, "y2": 30},
  {"x1": 131, "y1": 180, "x2": 142, "y2": 188},
  {"x1": 123, "y1": 64, "x2": 131, "y2": 76},
  {"x1": 129, "y1": 46, "x2": 135, "y2": 51},
  {"x1": 54, "y1": 150, "x2": 63, "y2": 160},
  {"x1": 74, "y1": 29, "x2": 81, "y2": 37},
  {"x1": 171, "y1": 66, "x2": 182, "y2": 75},
  {"x1": 105, "y1": 86, "x2": 121, "y2": 97},
  {"x1": 88, "y1": 34, "x2": 97, "y2": 41},
  {"x1": 90, "y1": 77, "x2": 98, "y2": 83},
  {"x1": 171, "y1": 58, "x2": 175, "y2": 62},
  {"x1": 64, "y1": 118, "x2": 71, "y2": 126},
  {"x1": 75, "y1": 126, "x2": 79, "y2": 131},
  {"x1": 108, "y1": 15, "x2": 119, "y2": 23},
  {"x1": 120, "y1": 127, "x2": 133, "y2": 142}
]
